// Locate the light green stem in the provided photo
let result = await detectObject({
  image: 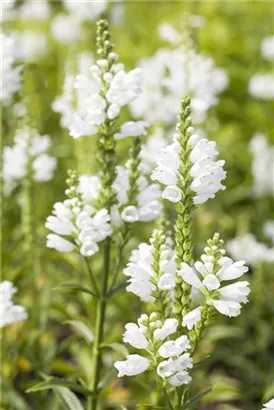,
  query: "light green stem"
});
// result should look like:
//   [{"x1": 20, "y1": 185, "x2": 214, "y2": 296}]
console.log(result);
[{"x1": 90, "y1": 237, "x2": 111, "y2": 409}]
